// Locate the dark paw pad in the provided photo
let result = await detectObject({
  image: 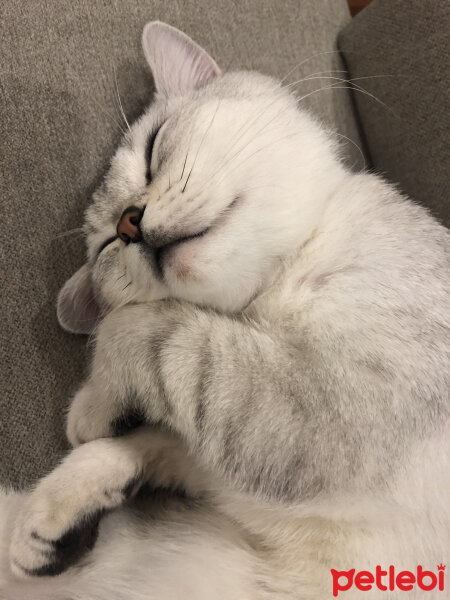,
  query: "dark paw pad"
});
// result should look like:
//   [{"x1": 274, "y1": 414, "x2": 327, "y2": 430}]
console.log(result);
[{"x1": 27, "y1": 511, "x2": 104, "y2": 577}]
